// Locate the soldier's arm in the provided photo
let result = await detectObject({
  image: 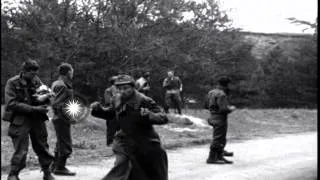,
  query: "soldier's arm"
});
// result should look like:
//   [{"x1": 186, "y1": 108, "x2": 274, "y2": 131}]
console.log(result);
[
  {"x1": 5, "y1": 80, "x2": 34, "y2": 113},
  {"x1": 216, "y1": 94, "x2": 232, "y2": 114},
  {"x1": 141, "y1": 97, "x2": 168, "y2": 125},
  {"x1": 51, "y1": 84, "x2": 70, "y2": 107},
  {"x1": 91, "y1": 104, "x2": 116, "y2": 120}
]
